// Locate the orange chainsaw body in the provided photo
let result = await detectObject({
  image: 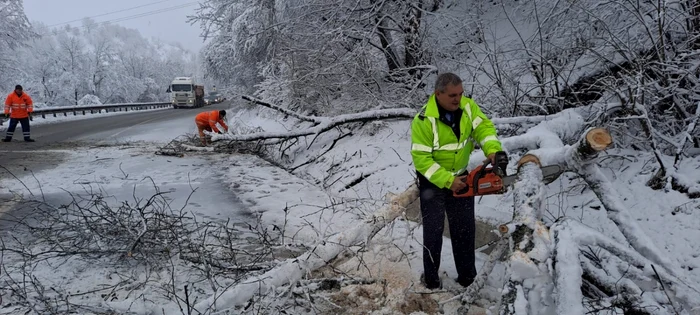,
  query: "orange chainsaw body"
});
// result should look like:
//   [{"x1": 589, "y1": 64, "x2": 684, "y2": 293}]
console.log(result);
[{"x1": 453, "y1": 163, "x2": 506, "y2": 198}]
